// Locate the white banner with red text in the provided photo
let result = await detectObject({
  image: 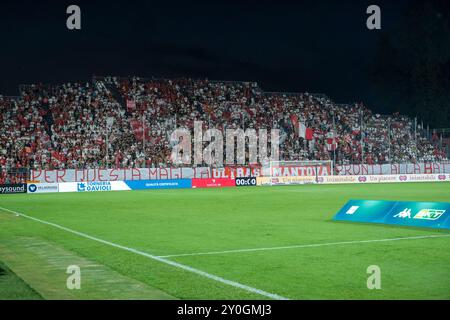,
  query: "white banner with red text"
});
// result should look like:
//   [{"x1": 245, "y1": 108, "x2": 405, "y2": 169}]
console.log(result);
[{"x1": 30, "y1": 162, "x2": 450, "y2": 183}]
